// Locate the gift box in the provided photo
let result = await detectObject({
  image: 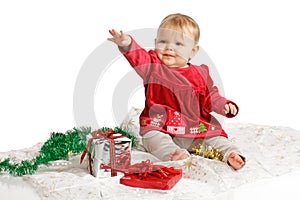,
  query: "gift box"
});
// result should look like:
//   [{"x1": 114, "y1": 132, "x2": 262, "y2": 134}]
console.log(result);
[
  {"x1": 80, "y1": 129, "x2": 131, "y2": 177},
  {"x1": 120, "y1": 160, "x2": 182, "y2": 190}
]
